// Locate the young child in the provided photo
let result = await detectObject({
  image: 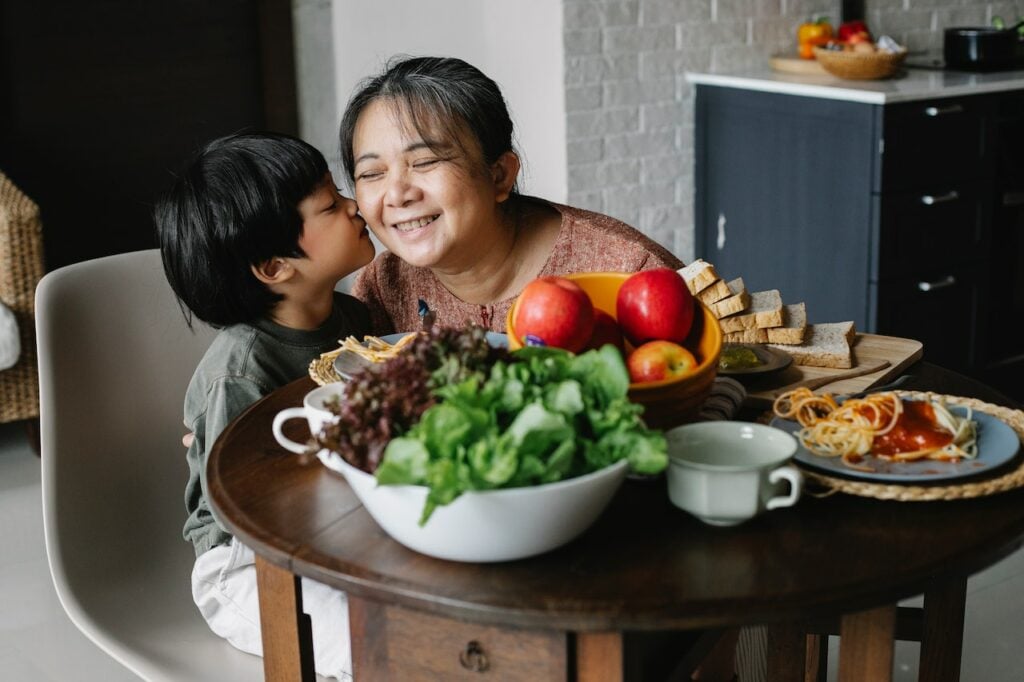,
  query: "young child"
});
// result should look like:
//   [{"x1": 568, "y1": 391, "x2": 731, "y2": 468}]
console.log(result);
[{"x1": 155, "y1": 131, "x2": 375, "y2": 680}]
